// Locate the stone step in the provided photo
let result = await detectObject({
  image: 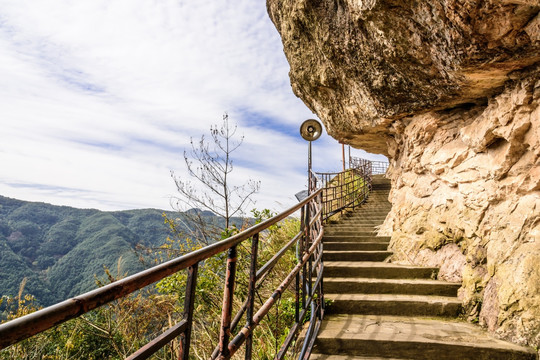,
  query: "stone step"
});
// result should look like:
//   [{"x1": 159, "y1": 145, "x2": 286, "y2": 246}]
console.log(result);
[
  {"x1": 326, "y1": 223, "x2": 383, "y2": 228},
  {"x1": 347, "y1": 203, "x2": 390, "y2": 207},
  {"x1": 346, "y1": 211, "x2": 390, "y2": 215},
  {"x1": 310, "y1": 356, "x2": 410, "y2": 360},
  {"x1": 324, "y1": 242, "x2": 390, "y2": 251},
  {"x1": 325, "y1": 261, "x2": 438, "y2": 279},
  {"x1": 323, "y1": 236, "x2": 391, "y2": 243},
  {"x1": 323, "y1": 250, "x2": 392, "y2": 262},
  {"x1": 345, "y1": 204, "x2": 389, "y2": 209},
  {"x1": 341, "y1": 216, "x2": 388, "y2": 221},
  {"x1": 325, "y1": 227, "x2": 380, "y2": 233},
  {"x1": 313, "y1": 315, "x2": 537, "y2": 360},
  {"x1": 332, "y1": 220, "x2": 385, "y2": 226},
  {"x1": 342, "y1": 212, "x2": 389, "y2": 217},
  {"x1": 344, "y1": 212, "x2": 390, "y2": 217},
  {"x1": 324, "y1": 277, "x2": 460, "y2": 296},
  {"x1": 333, "y1": 222, "x2": 385, "y2": 228},
  {"x1": 324, "y1": 231, "x2": 379, "y2": 237},
  {"x1": 325, "y1": 294, "x2": 461, "y2": 317},
  {"x1": 346, "y1": 204, "x2": 389, "y2": 209},
  {"x1": 341, "y1": 213, "x2": 388, "y2": 223},
  {"x1": 360, "y1": 202, "x2": 390, "y2": 207}
]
